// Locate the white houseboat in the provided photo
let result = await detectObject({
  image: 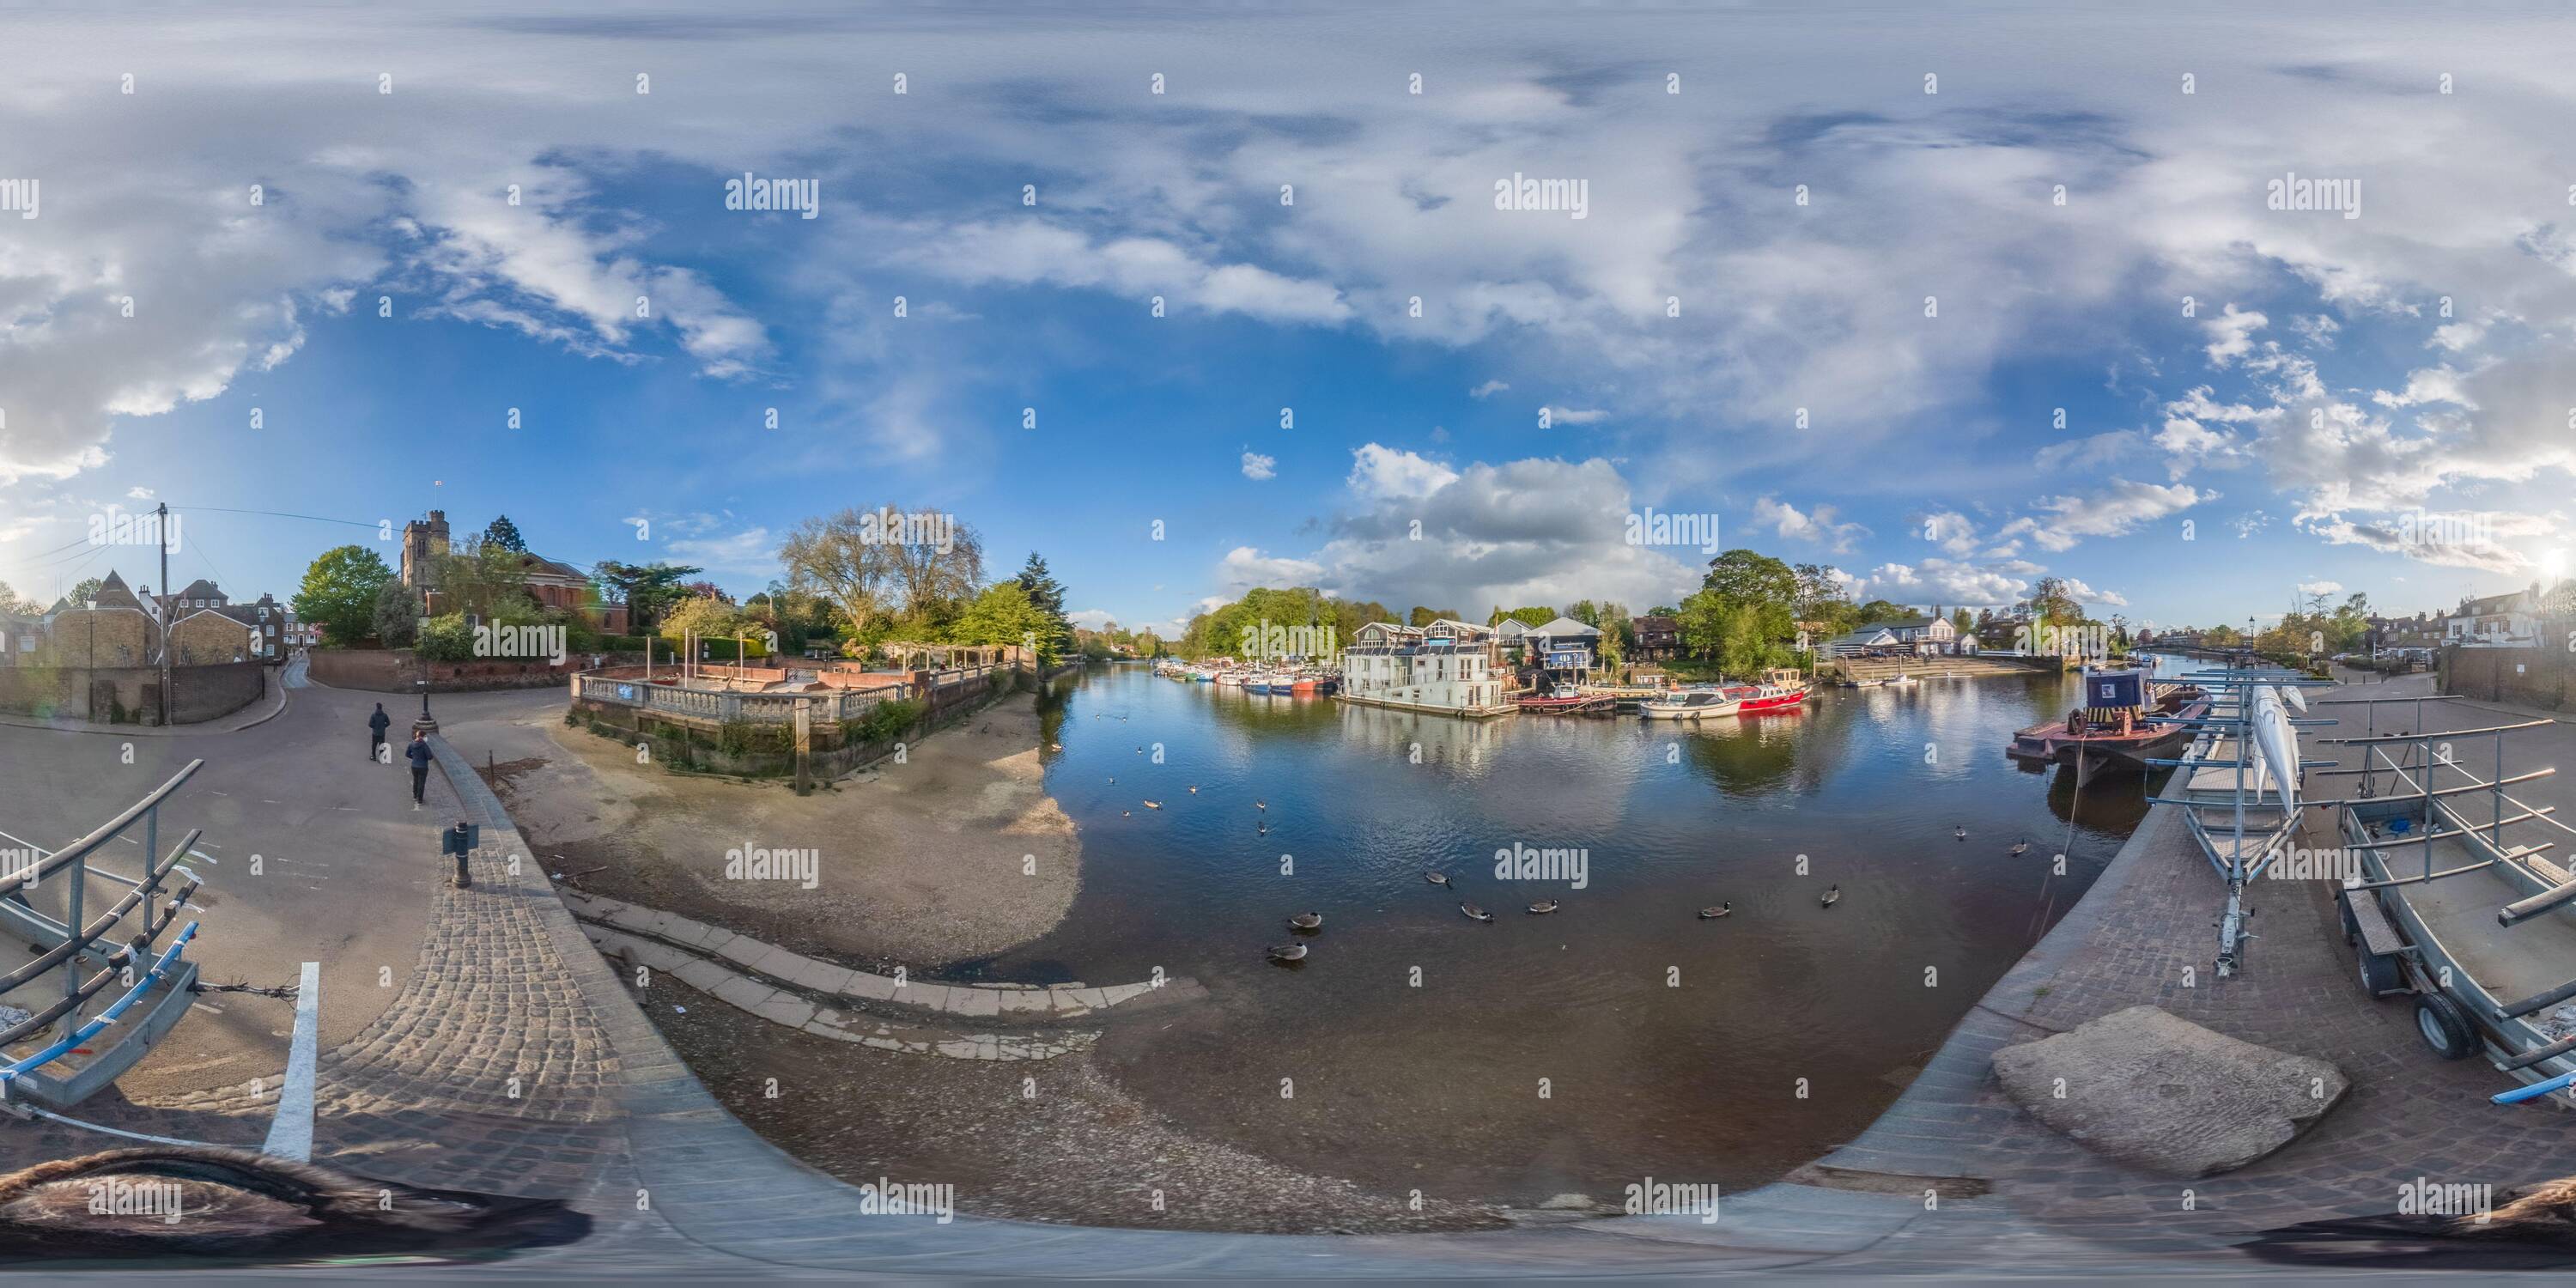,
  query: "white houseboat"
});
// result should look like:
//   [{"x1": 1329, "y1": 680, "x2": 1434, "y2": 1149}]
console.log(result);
[{"x1": 1339, "y1": 620, "x2": 1517, "y2": 718}]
